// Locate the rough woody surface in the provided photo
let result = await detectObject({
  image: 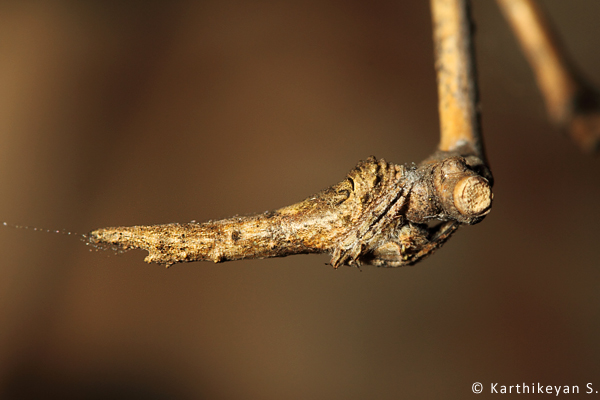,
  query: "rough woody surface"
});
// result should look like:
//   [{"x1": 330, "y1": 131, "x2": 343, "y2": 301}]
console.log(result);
[
  {"x1": 89, "y1": 149, "x2": 492, "y2": 268},
  {"x1": 89, "y1": 0, "x2": 494, "y2": 269},
  {"x1": 431, "y1": 0, "x2": 484, "y2": 158}
]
